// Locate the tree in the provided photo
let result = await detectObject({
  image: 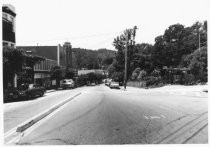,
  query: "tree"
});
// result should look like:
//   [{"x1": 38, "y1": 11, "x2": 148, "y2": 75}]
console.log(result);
[
  {"x1": 112, "y1": 26, "x2": 138, "y2": 79},
  {"x1": 72, "y1": 48, "x2": 115, "y2": 69},
  {"x1": 107, "y1": 62, "x2": 116, "y2": 77},
  {"x1": 111, "y1": 72, "x2": 124, "y2": 83},
  {"x1": 151, "y1": 35, "x2": 165, "y2": 68},
  {"x1": 181, "y1": 46, "x2": 207, "y2": 82},
  {"x1": 132, "y1": 43, "x2": 154, "y2": 73},
  {"x1": 65, "y1": 68, "x2": 75, "y2": 79},
  {"x1": 162, "y1": 24, "x2": 186, "y2": 67},
  {"x1": 3, "y1": 46, "x2": 25, "y2": 88},
  {"x1": 50, "y1": 66, "x2": 64, "y2": 88},
  {"x1": 151, "y1": 21, "x2": 207, "y2": 69}
]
